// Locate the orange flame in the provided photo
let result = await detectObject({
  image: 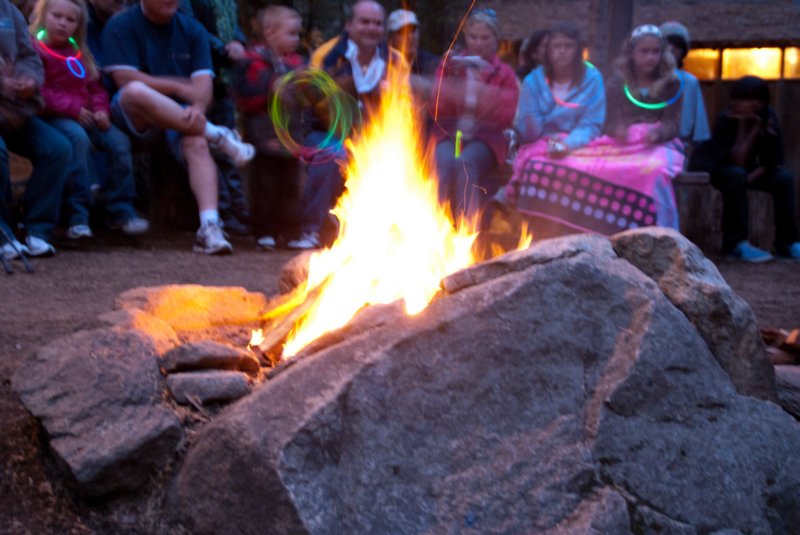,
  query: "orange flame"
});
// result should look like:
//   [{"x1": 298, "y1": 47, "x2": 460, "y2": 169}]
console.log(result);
[
  {"x1": 282, "y1": 62, "x2": 477, "y2": 357},
  {"x1": 257, "y1": 54, "x2": 530, "y2": 359}
]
